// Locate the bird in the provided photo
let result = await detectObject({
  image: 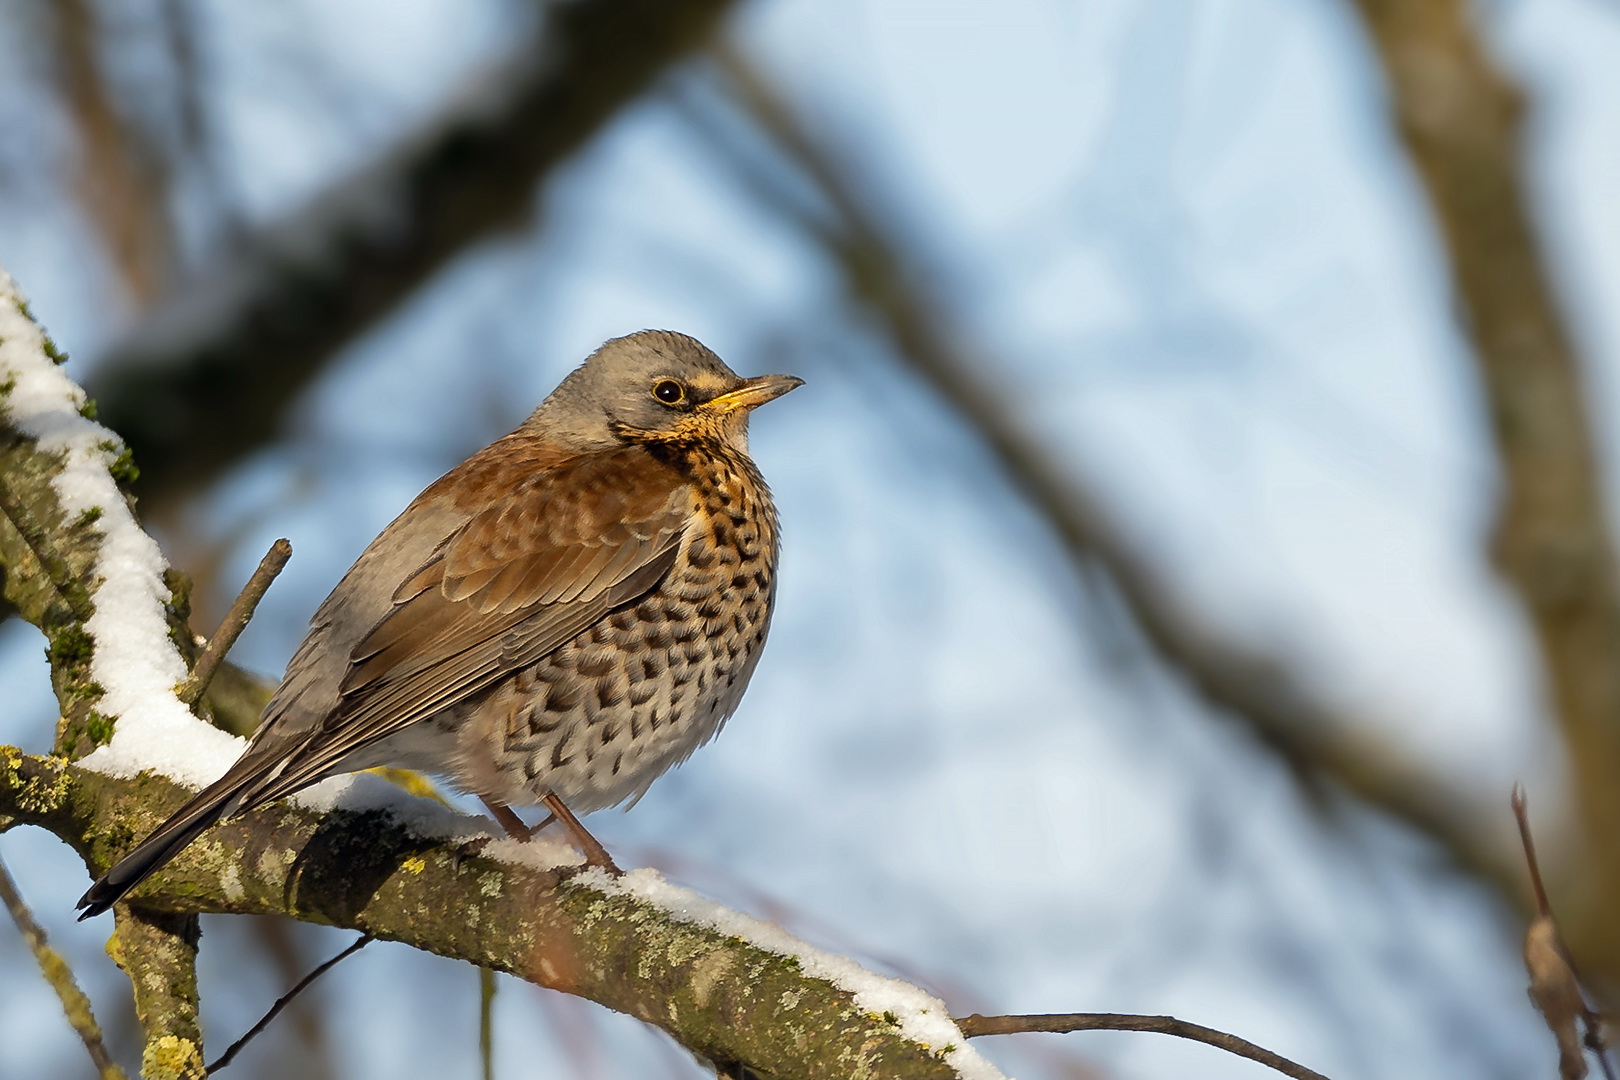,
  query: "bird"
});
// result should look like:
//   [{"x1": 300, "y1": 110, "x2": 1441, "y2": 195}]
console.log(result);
[{"x1": 78, "y1": 330, "x2": 801, "y2": 918}]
